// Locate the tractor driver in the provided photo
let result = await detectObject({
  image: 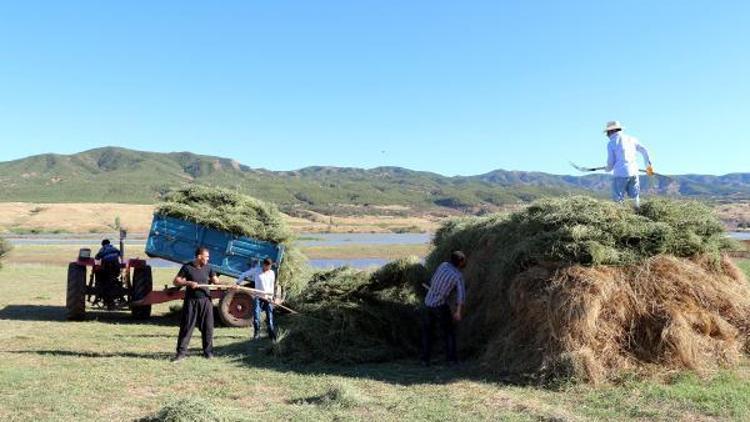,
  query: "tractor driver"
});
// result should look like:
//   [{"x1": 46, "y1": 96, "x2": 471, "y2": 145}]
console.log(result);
[{"x1": 95, "y1": 239, "x2": 121, "y2": 309}]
